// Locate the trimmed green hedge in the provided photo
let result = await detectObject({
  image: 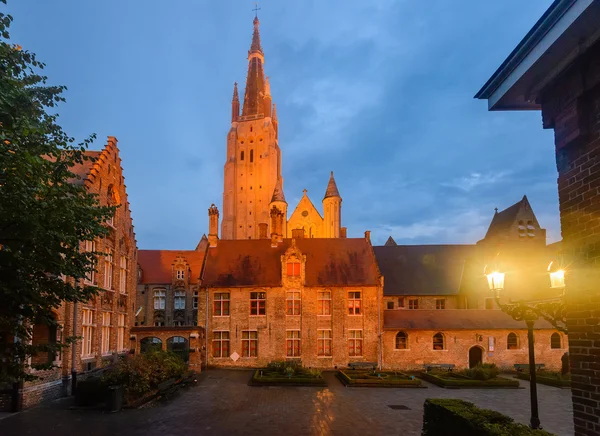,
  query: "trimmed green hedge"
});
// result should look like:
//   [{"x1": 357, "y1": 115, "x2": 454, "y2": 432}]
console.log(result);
[
  {"x1": 337, "y1": 370, "x2": 423, "y2": 387},
  {"x1": 515, "y1": 373, "x2": 570, "y2": 388},
  {"x1": 250, "y1": 369, "x2": 327, "y2": 387},
  {"x1": 422, "y1": 399, "x2": 555, "y2": 435},
  {"x1": 419, "y1": 372, "x2": 519, "y2": 388}
]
